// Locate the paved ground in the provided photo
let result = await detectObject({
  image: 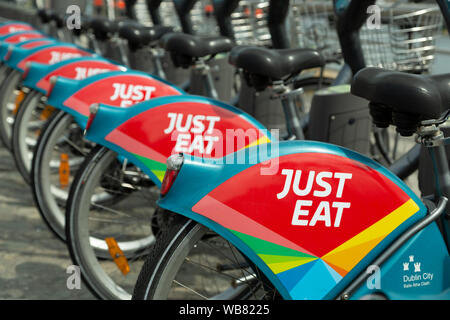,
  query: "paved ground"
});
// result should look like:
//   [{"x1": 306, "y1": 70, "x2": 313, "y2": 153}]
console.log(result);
[{"x1": 0, "y1": 145, "x2": 95, "y2": 299}]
